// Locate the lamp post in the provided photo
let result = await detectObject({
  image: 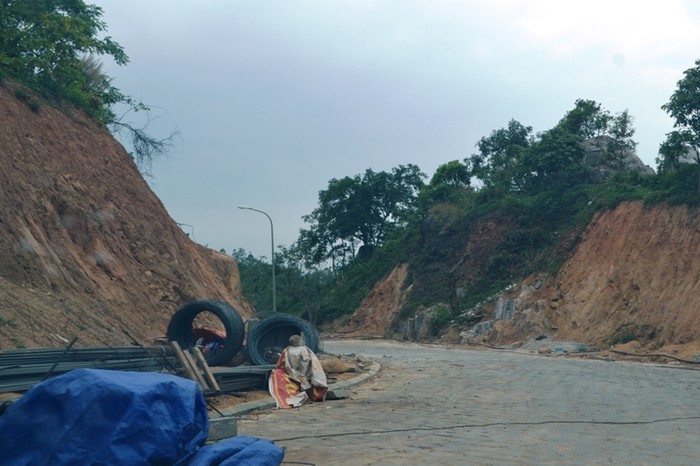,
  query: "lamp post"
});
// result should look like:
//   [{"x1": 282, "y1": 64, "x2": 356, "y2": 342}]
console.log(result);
[{"x1": 238, "y1": 205, "x2": 276, "y2": 313}]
